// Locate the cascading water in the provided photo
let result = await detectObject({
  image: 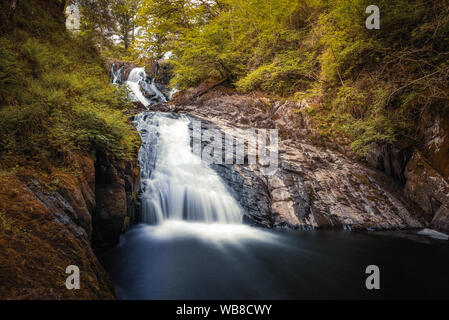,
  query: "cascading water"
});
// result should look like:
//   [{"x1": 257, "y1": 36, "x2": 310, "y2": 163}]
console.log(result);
[
  {"x1": 101, "y1": 67, "x2": 449, "y2": 300},
  {"x1": 110, "y1": 64, "x2": 123, "y2": 85},
  {"x1": 125, "y1": 67, "x2": 167, "y2": 108},
  {"x1": 111, "y1": 64, "x2": 240, "y2": 224},
  {"x1": 134, "y1": 112, "x2": 242, "y2": 224}
]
